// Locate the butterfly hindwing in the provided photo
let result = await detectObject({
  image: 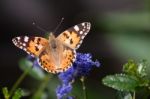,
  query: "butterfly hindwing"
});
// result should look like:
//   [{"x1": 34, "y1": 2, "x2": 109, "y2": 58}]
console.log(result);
[
  {"x1": 38, "y1": 45, "x2": 76, "y2": 73},
  {"x1": 37, "y1": 49, "x2": 56, "y2": 73},
  {"x1": 60, "y1": 46, "x2": 76, "y2": 72},
  {"x1": 12, "y1": 36, "x2": 48, "y2": 57},
  {"x1": 57, "y1": 22, "x2": 91, "y2": 49}
]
